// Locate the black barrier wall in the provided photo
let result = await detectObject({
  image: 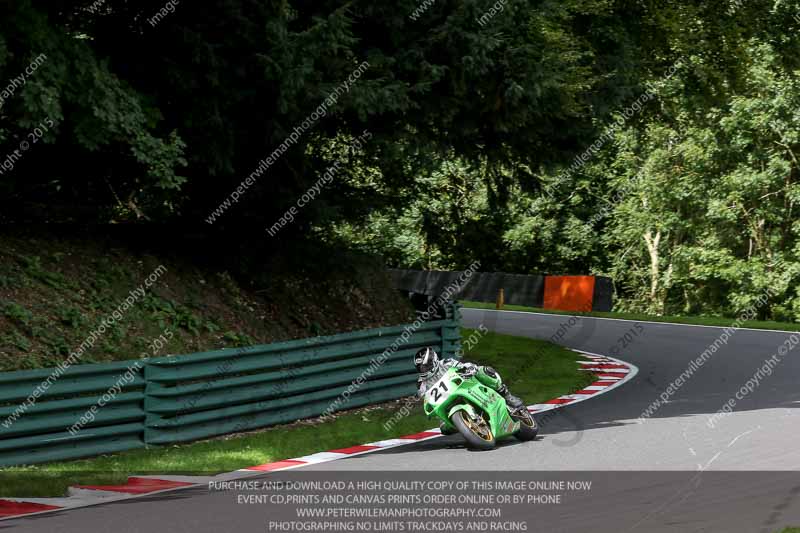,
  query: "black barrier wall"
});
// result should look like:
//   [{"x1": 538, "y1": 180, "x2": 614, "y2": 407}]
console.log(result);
[
  {"x1": 390, "y1": 269, "x2": 545, "y2": 308},
  {"x1": 591, "y1": 276, "x2": 614, "y2": 312},
  {"x1": 391, "y1": 269, "x2": 613, "y2": 311}
]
